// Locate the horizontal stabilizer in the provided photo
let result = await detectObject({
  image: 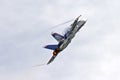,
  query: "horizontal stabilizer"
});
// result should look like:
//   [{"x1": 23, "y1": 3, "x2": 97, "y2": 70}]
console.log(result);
[
  {"x1": 52, "y1": 32, "x2": 64, "y2": 42},
  {"x1": 44, "y1": 45, "x2": 58, "y2": 50}
]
